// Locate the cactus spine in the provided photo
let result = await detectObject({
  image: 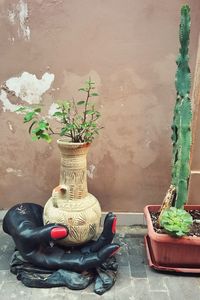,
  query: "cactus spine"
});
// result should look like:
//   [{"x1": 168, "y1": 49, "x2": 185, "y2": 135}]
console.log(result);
[{"x1": 171, "y1": 5, "x2": 192, "y2": 209}]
